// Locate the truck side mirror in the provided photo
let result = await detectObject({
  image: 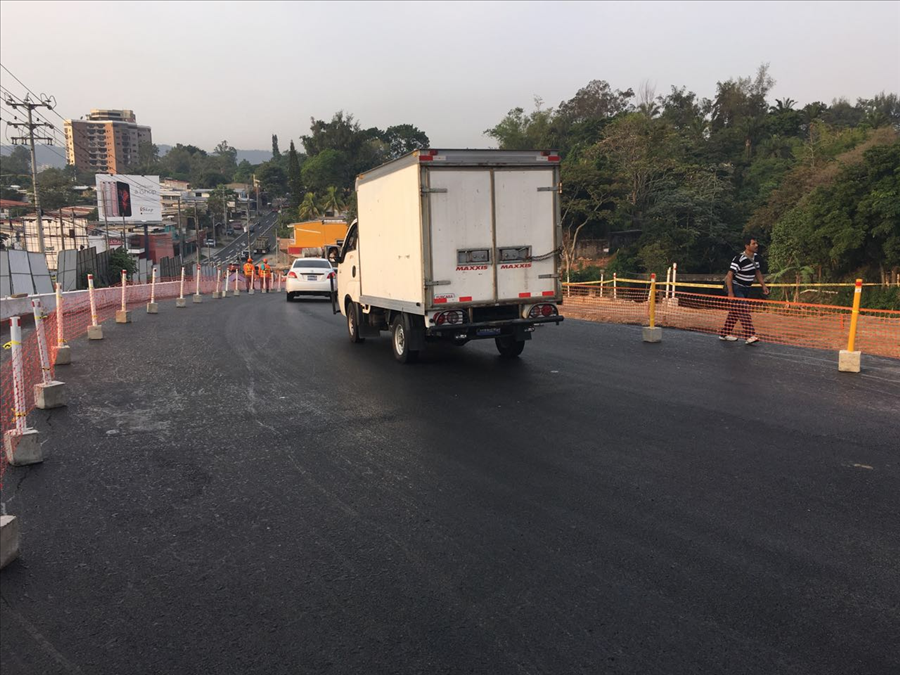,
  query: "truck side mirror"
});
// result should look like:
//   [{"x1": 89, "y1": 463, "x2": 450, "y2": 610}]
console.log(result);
[{"x1": 327, "y1": 248, "x2": 341, "y2": 265}]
